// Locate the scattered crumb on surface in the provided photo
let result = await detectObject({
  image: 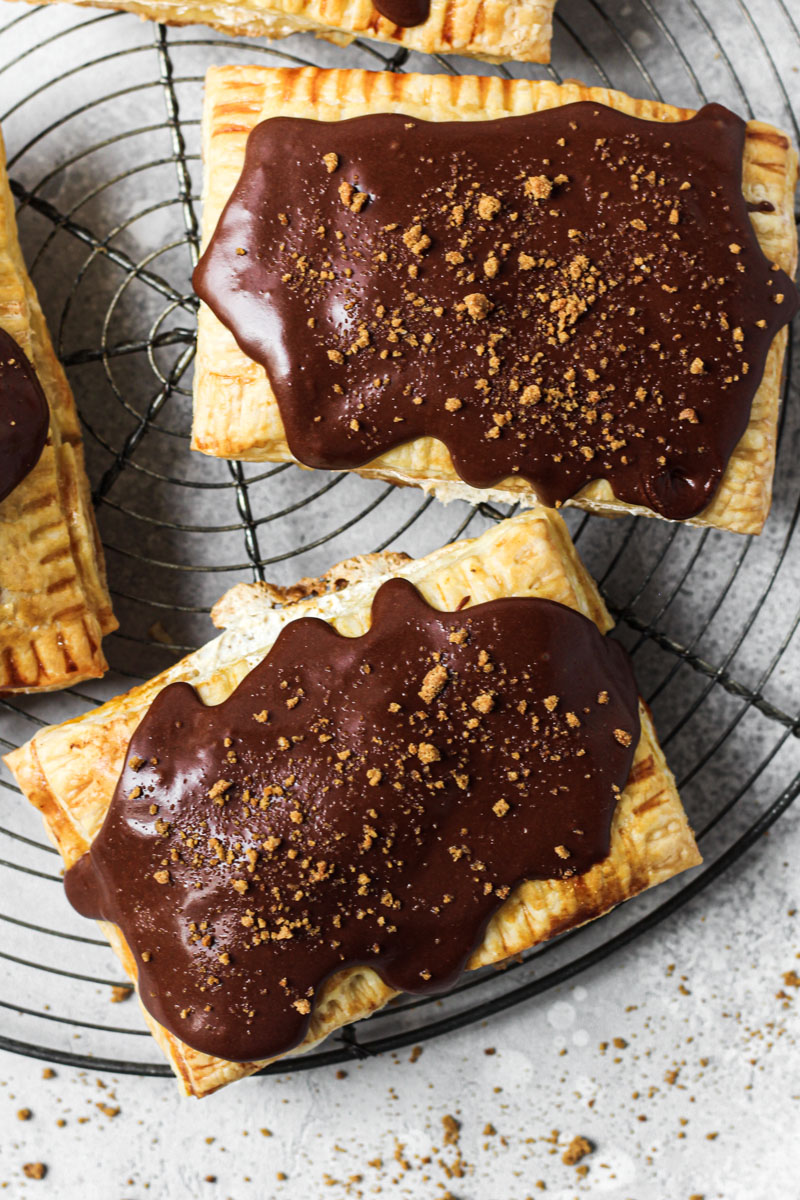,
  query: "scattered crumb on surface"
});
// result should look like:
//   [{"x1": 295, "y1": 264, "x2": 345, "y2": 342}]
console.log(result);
[{"x1": 562, "y1": 1135, "x2": 593, "y2": 1166}]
